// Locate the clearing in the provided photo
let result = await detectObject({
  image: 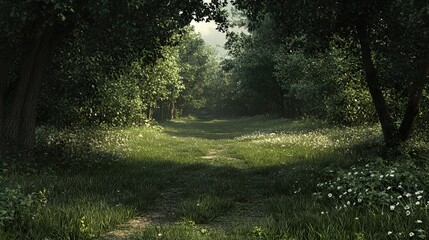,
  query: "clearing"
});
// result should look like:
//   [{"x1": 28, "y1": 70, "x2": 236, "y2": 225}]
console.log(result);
[{"x1": 5, "y1": 116, "x2": 429, "y2": 239}]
